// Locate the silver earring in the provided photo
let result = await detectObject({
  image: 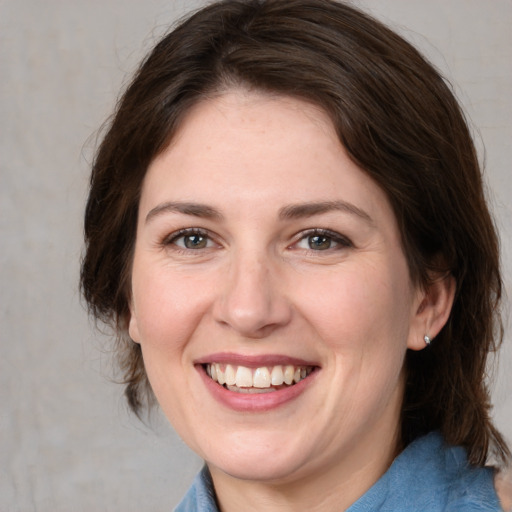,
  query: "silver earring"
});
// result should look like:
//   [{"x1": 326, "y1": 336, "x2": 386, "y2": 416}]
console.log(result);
[{"x1": 424, "y1": 335, "x2": 432, "y2": 346}]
